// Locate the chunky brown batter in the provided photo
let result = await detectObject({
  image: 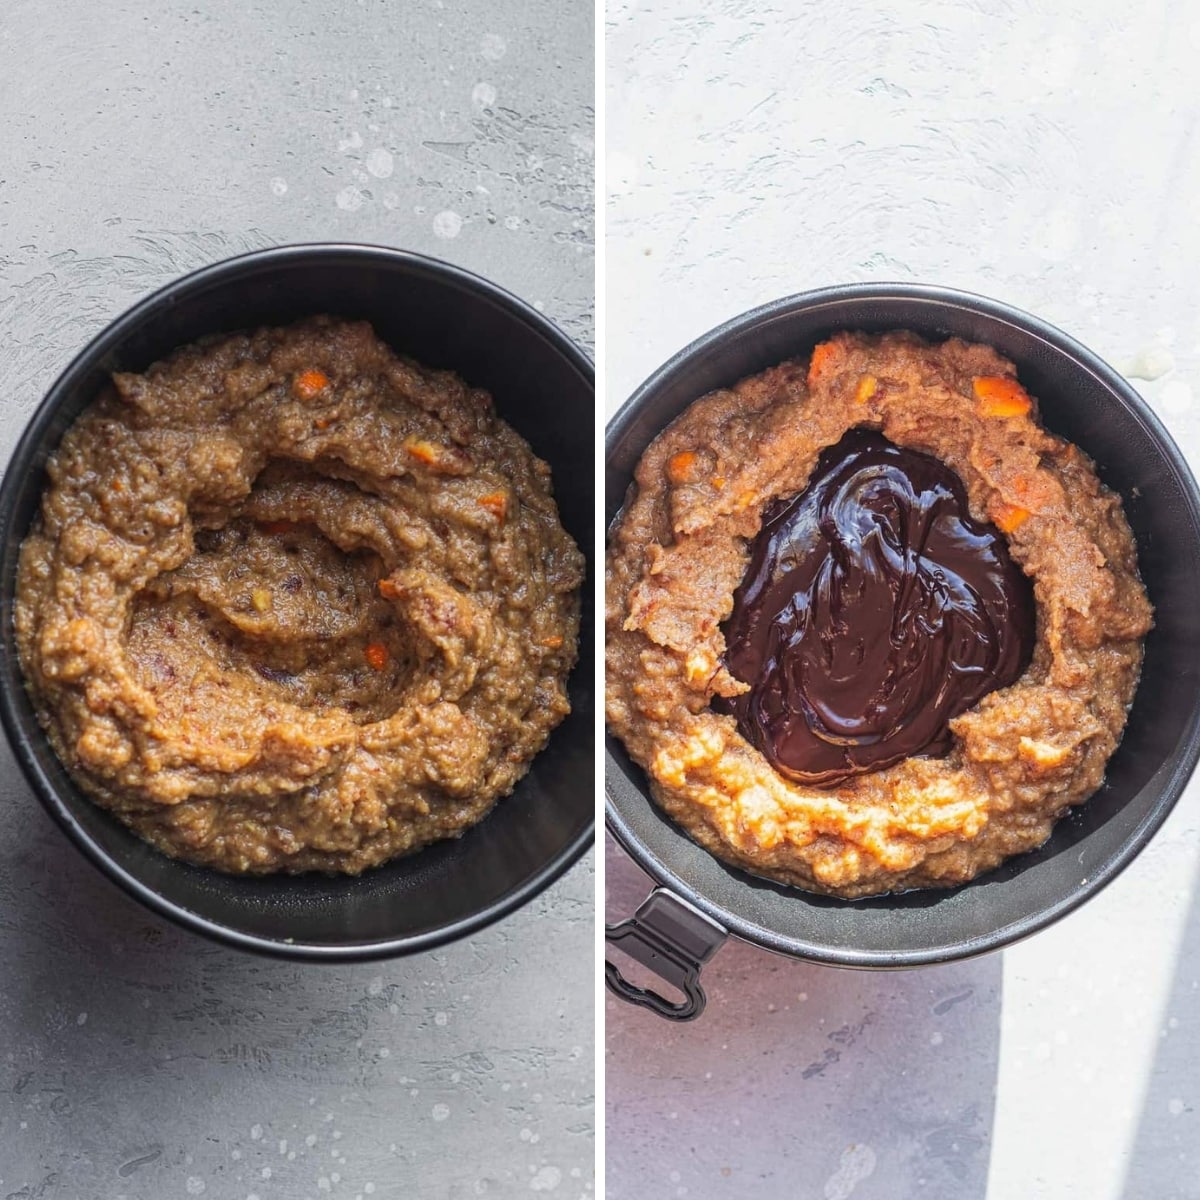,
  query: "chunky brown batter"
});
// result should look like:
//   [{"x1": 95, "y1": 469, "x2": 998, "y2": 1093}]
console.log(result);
[
  {"x1": 17, "y1": 317, "x2": 583, "y2": 874},
  {"x1": 606, "y1": 331, "x2": 1151, "y2": 898}
]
